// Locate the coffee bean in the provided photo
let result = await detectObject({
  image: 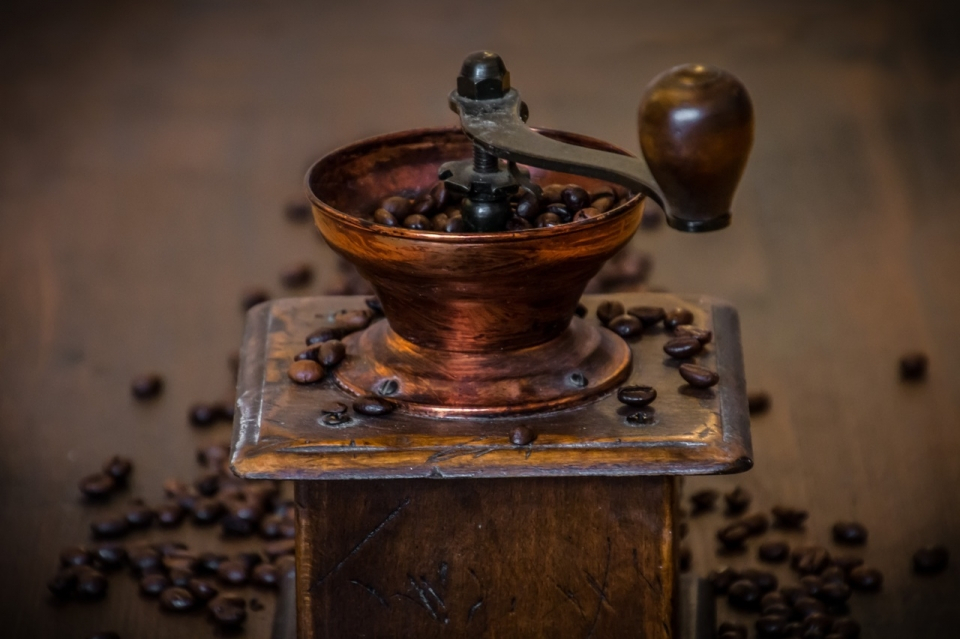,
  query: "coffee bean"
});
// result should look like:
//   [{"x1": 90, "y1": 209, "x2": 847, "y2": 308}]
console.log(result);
[
  {"x1": 792, "y1": 546, "x2": 831, "y2": 575},
  {"x1": 591, "y1": 196, "x2": 616, "y2": 214},
  {"x1": 380, "y1": 196, "x2": 411, "y2": 218},
  {"x1": 544, "y1": 203, "x2": 569, "y2": 219},
  {"x1": 748, "y1": 391, "x2": 771, "y2": 416},
  {"x1": 755, "y1": 614, "x2": 788, "y2": 637},
  {"x1": 742, "y1": 512, "x2": 770, "y2": 535},
  {"x1": 191, "y1": 498, "x2": 224, "y2": 525},
  {"x1": 373, "y1": 208, "x2": 398, "y2": 226},
  {"x1": 169, "y1": 568, "x2": 193, "y2": 588},
  {"x1": 727, "y1": 579, "x2": 761, "y2": 609},
  {"x1": 284, "y1": 201, "x2": 311, "y2": 223},
  {"x1": 912, "y1": 545, "x2": 949, "y2": 574},
  {"x1": 717, "y1": 523, "x2": 751, "y2": 550},
  {"x1": 899, "y1": 352, "x2": 927, "y2": 381},
  {"x1": 79, "y1": 473, "x2": 116, "y2": 500},
  {"x1": 718, "y1": 621, "x2": 748, "y2": 639},
  {"x1": 572, "y1": 207, "x2": 603, "y2": 222},
  {"x1": 742, "y1": 568, "x2": 778, "y2": 593},
  {"x1": 608, "y1": 314, "x2": 643, "y2": 338},
  {"x1": 430, "y1": 182, "x2": 458, "y2": 210},
  {"x1": 534, "y1": 212, "x2": 561, "y2": 227},
  {"x1": 779, "y1": 585, "x2": 805, "y2": 606},
  {"x1": 819, "y1": 566, "x2": 846, "y2": 584},
  {"x1": 819, "y1": 581, "x2": 851, "y2": 605},
  {"x1": 617, "y1": 385, "x2": 656, "y2": 407},
  {"x1": 588, "y1": 186, "x2": 616, "y2": 202},
  {"x1": 575, "y1": 303, "x2": 587, "y2": 318},
  {"x1": 510, "y1": 425, "x2": 535, "y2": 446},
  {"x1": 186, "y1": 578, "x2": 219, "y2": 603},
  {"x1": 758, "y1": 541, "x2": 790, "y2": 563},
  {"x1": 515, "y1": 191, "x2": 540, "y2": 220},
  {"x1": 217, "y1": 559, "x2": 249, "y2": 586},
  {"x1": 664, "y1": 307, "x2": 694, "y2": 329},
  {"x1": 596, "y1": 300, "x2": 626, "y2": 326},
  {"x1": 353, "y1": 396, "x2": 396, "y2": 417},
  {"x1": 159, "y1": 587, "x2": 196, "y2": 612},
  {"x1": 793, "y1": 595, "x2": 826, "y2": 619},
  {"x1": 131, "y1": 374, "x2": 164, "y2": 400},
  {"x1": 625, "y1": 409, "x2": 655, "y2": 425},
  {"x1": 60, "y1": 545, "x2": 92, "y2": 567},
  {"x1": 402, "y1": 213, "x2": 431, "y2": 230},
  {"x1": 847, "y1": 565, "x2": 883, "y2": 591},
  {"x1": 444, "y1": 216, "x2": 465, "y2": 233},
  {"x1": 663, "y1": 336, "x2": 703, "y2": 359},
  {"x1": 275, "y1": 555, "x2": 296, "y2": 579},
  {"x1": 288, "y1": 360, "x2": 323, "y2": 384},
  {"x1": 140, "y1": 573, "x2": 170, "y2": 597},
  {"x1": 832, "y1": 521, "x2": 868, "y2": 545},
  {"x1": 762, "y1": 602, "x2": 791, "y2": 618},
  {"x1": 707, "y1": 567, "x2": 740, "y2": 594},
  {"x1": 279, "y1": 263, "x2": 313, "y2": 289},
  {"x1": 305, "y1": 326, "x2": 345, "y2": 345},
  {"x1": 799, "y1": 575, "x2": 823, "y2": 597},
  {"x1": 194, "y1": 473, "x2": 220, "y2": 497},
  {"x1": 540, "y1": 184, "x2": 564, "y2": 203},
  {"x1": 831, "y1": 555, "x2": 863, "y2": 574},
  {"x1": 92, "y1": 543, "x2": 127, "y2": 570},
  {"x1": 188, "y1": 403, "x2": 218, "y2": 426},
  {"x1": 679, "y1": 363, "x2": 719, "y2": 388},
  {"x1": 264, "y1": 539, "x2": 295, "y2": 561},
  {"x1": 689, "y1": 489, "x2": 718, "y2": 513},
  {"x1": 724, "y1": 486, "x2": 751, "y2": 515},
  {"x1": 208, "y1": 594, "x2": 247, "y2": 627},
  {"x1": 252, "y1": 563, "x2": 280, "y2": 588},
  {"x1": 75, "y1": 567, "x2": 108, "y2": 599},
  {"x1": 197, "y1": 552, "x2": 227, "y2": 575},
  {"x1": 128, "y1": 546, "x2": 161, "y2": 573},
  {"x1": 772, "y1": 505, "x2": 808, "y2": 529},
  {"x1": 627, "y1": 306, "x2": 665, "y2": 327},
  {"x1": 91, "y1": 514, "x2": 129, "y2": 539},
  {"x1": 48, "y1": 567, "x2": 79, "y2": 599},
  {"x1": 317, "y1": 340, "x2": 346, "y2": 368},
  {"x1": 831, "y1": 617, "x2": 861, "y2": 638},
  {"x1": 673, "y1": 324, "x2": 713, "y2": 344},
  {"x1": 760, "y1": 591, "x2": 785, "y2": 609},
  {"x1": 802, "y1": 612, "x2": 832, "y2": 633},
  {"x1": 411, "y1": 194, "x2": 435, "y2": 217},
  {"x1": 240, "y1": 288, "x2": 270, "y2": 312},
  {"x1": 197, "y1": 443, "x2": 229, "y2": 469},
  {"x1": 156, "y1": 502, "x2": 185, "y2": 528},
  {"x1": 102, "y1": 456, "x2": 132, "y2": 483},
  {"x1": 561, "y1": 185, "x2": 590, "y2": 212},
  {"x1": 505, "y1": 216, "x2": 532, "y2": 231}
]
